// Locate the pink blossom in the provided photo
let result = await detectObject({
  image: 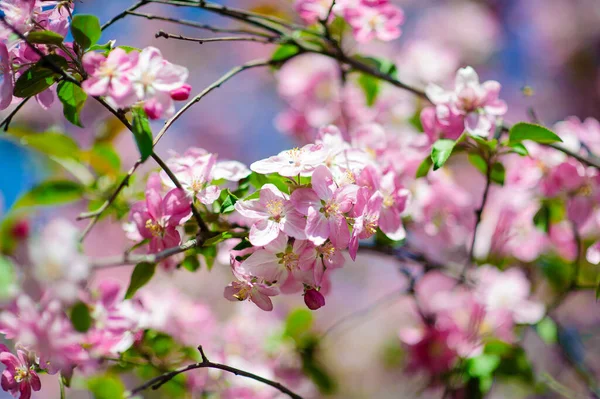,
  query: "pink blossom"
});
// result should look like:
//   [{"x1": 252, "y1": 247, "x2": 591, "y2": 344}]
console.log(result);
[
  {"x1": 399, "y1": 326, "x2": 458, "y2": 376},
  {"x1": 130, "y1": 47, "x2": 189, "y2": 119},
  {"x1": 291, "y1": 165, "x2": 358, "y2": 247},
  {"x1": 472, "y1": 266, "x2": 545, "y2": 324},
  {"x1": 345, "y1": 3, "x2": 404, "y2": 43},
  {"x1": 0, "y1": 296, "x2": 88, "y2": 374},
  {"x1": 424, "y1": 66, "x2": 507, "y2": 138},
  {"x1": 235, "y1": 184, "x2": 306, "y2": 246},
  {"x1": 81, "y1": 48, "x2": 138, "y2": 107},
  {"x1": 250, "y1": 143, "x2": 328, "y2": 177},
  {"x1": 170, "y1": 83, "x2": 191, "y2": 101},
  {"x1": 0, "y1": 1, "x2": 35, "y2": 38},
  {"x1": 225, "y1": 251, "x2": 280, "y2": 311},
  {"x1": 298, "y1": 241, "x2": 344, "y2": 285},
  {"x1": 349, "y1": 188, "x2": 383, "y2": 260},
  {"x1": 555, "y1": 116, "x2": 600, "y2": 155},
  {"x1": 294, "y1": 0, "x2": 336, "y2": 25},
  {"x1": 28, "y1": 219, "x2": 89, "y2": 303},
  {"x1": 541, "y1": 161, "x2": 585, "y2": 197},
  {"x1": 0, "y1": 346, "x2": 41, "y2": 399},
  {"x1": 161, "y1": 151, "x2": 221, "y2": 205},
  {"x1": 129, "y1": 186, "x2": 191, "y2": 254},
  {"x1": 239, "y1": 233, "x2": 311, "y2": 285},
  {"x1": 0, "y1": 43, "x2": 13, "y2": 110}
]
